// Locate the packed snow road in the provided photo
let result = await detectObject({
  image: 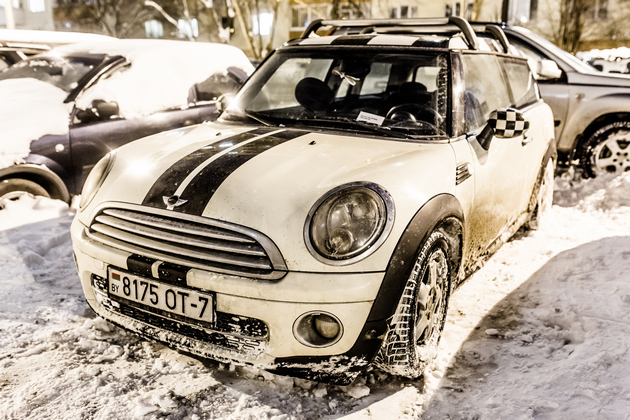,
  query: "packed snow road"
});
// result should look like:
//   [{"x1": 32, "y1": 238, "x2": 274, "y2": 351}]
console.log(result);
[{"x1": 1, "y1": 172, "x2": 630, "y2": 420}]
